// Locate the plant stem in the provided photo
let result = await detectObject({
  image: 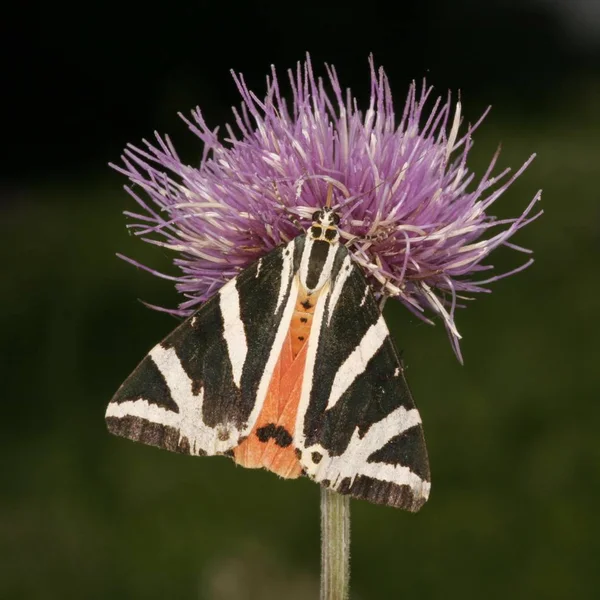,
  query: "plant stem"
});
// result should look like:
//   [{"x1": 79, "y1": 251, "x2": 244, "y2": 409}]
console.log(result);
[{"x1": 320, "y1": 487, "x2": 351, "y2": 600}]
